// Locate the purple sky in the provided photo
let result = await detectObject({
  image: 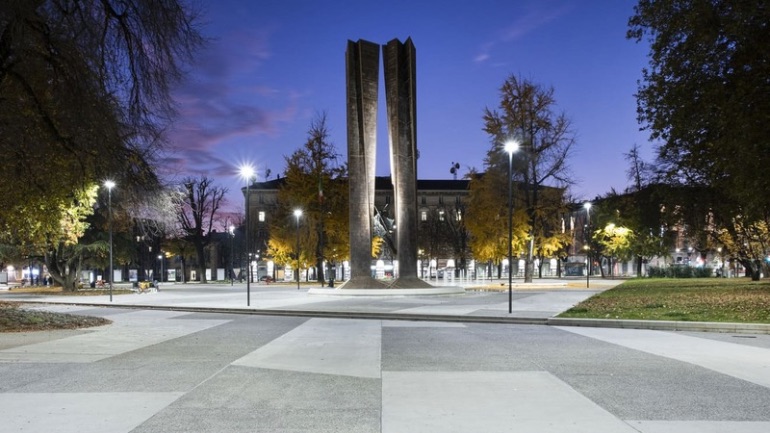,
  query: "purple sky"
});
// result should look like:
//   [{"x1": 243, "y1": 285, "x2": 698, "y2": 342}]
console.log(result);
[{"x1": 165, "y1": 0, "x2": 654, "y2": 212}]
